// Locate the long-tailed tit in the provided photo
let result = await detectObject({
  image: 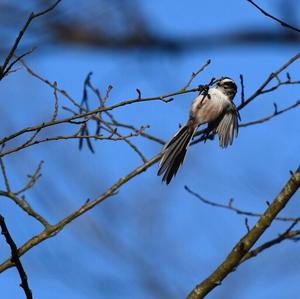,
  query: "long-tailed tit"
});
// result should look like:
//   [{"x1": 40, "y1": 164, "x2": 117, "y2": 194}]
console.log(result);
[{"x1": 158, "y1": 77, "x2": 240, "y2": 184}]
